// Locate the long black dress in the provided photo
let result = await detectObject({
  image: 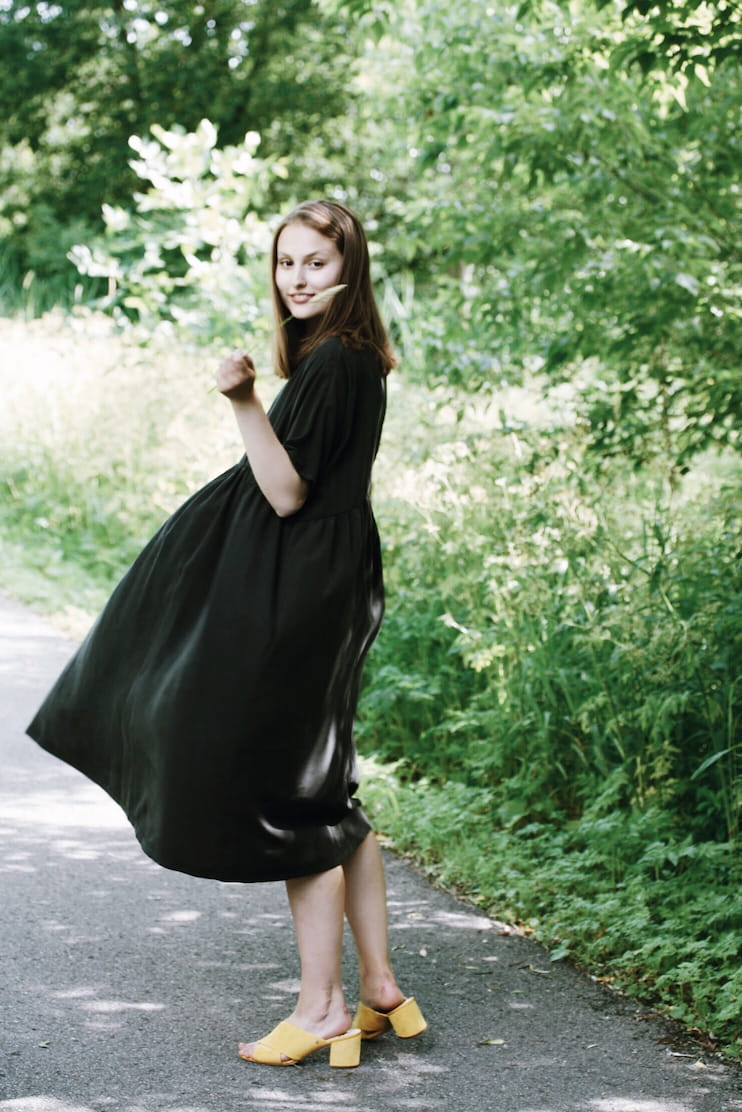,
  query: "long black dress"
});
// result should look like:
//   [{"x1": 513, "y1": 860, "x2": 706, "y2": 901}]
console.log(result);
[{"x1": 27, "y1": 337, "x2": 386, "y2": 883}]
